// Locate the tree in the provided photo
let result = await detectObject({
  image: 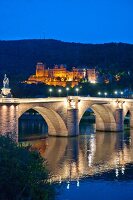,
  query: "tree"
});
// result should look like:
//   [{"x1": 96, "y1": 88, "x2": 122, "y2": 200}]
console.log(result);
[{"x1": 0, "y1": 136, "x2": 55, "y2": 200}]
